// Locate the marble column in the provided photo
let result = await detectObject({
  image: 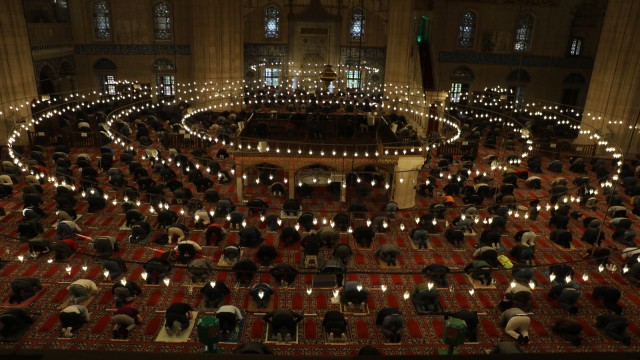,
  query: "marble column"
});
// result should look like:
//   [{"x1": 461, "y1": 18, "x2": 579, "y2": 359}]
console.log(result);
[
  {"x1": 392, "y1": 156, "x2": 424, "y2": 209},
  {"x1": 578, "y1": 0, "x2": 640, "y2": 157},
  {"x1": 0, "y1": 0, "x2": 38, "y2": 146}
]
